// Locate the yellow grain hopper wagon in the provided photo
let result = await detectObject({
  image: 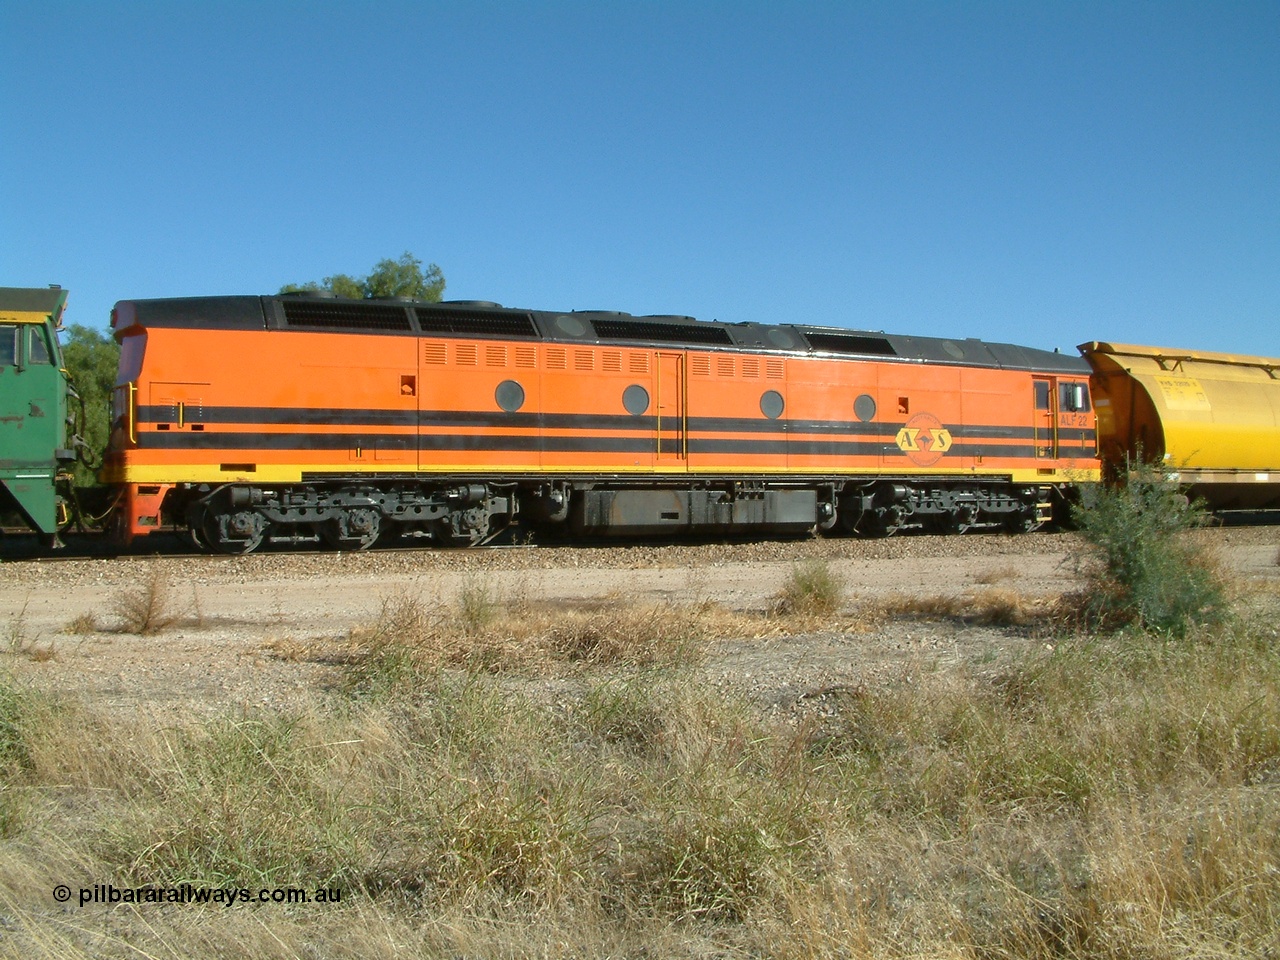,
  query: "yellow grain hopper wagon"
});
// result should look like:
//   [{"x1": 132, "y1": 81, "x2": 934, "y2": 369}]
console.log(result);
[{"x1": 1079, "y1": 341, "x2": 1280, "y2": 510}]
